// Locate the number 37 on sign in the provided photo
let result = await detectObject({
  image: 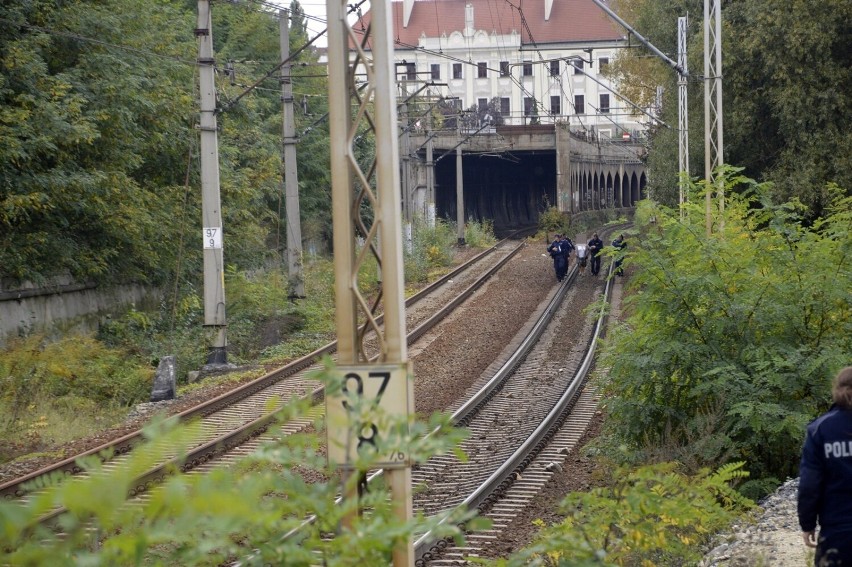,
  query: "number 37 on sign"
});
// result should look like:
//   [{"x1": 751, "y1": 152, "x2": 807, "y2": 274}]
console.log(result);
[{"x1": 326, "y1": 363, "x2": 414, "y2": 469}]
